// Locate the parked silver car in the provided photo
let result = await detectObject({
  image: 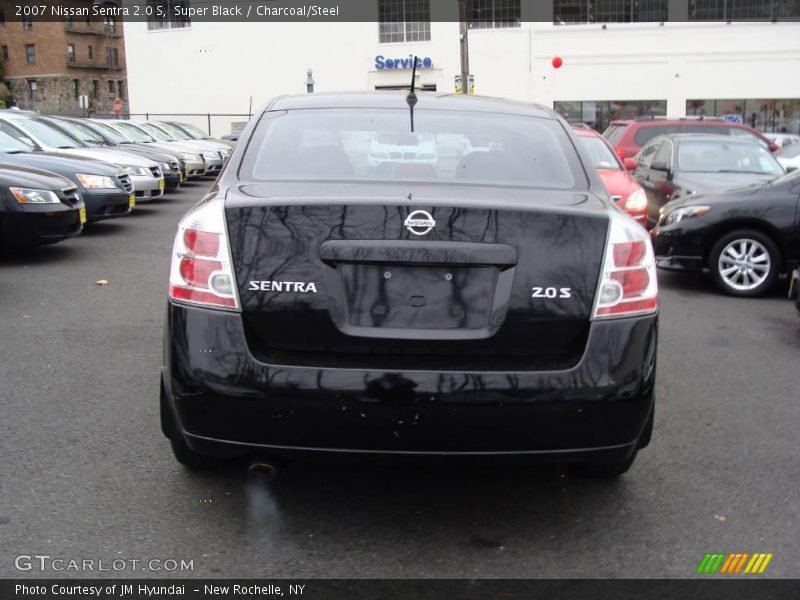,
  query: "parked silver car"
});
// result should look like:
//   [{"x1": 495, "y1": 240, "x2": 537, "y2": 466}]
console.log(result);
[
  {"x1": 96, "y1": 120, "x2": 209, "y2": 178},
  {"x1": 132, "y1": 121, "x2": 227, "y2": 176},
  {"x1": 0, "y1": 112, "x2": 165, "y2": 200}
]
